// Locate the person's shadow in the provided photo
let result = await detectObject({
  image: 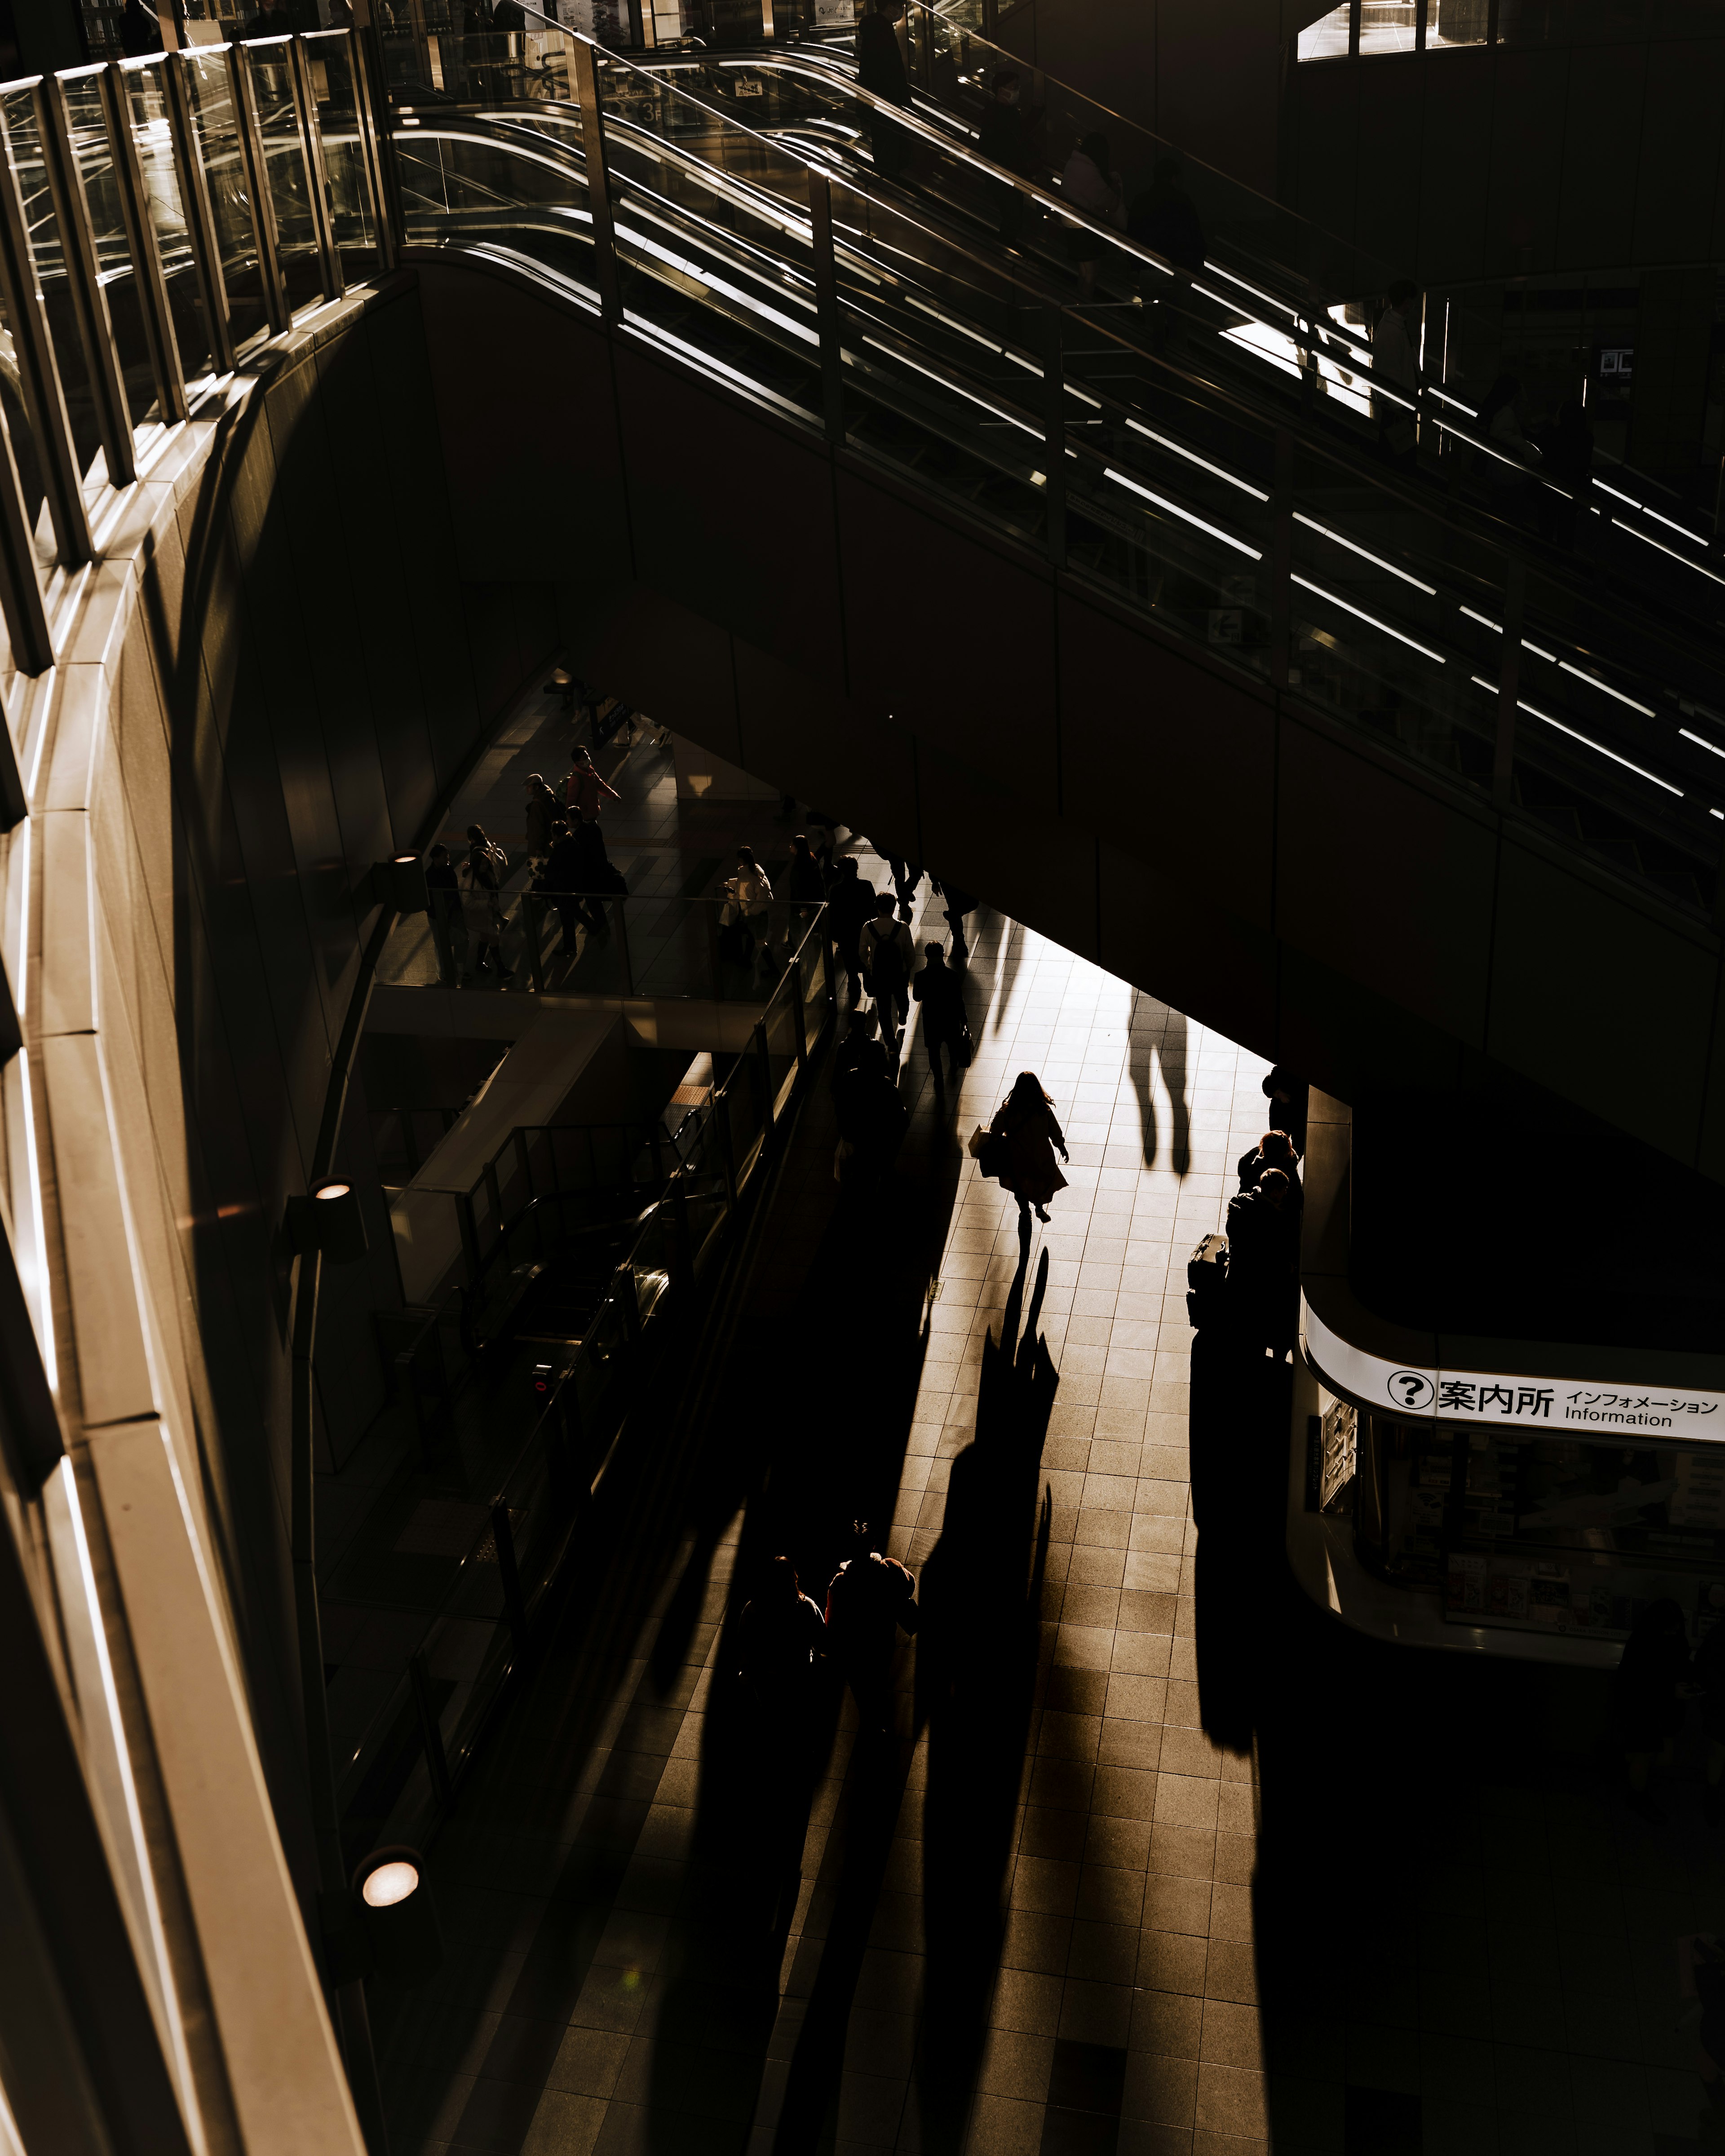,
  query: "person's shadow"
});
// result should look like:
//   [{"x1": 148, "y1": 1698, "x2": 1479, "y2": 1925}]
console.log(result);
[
  {"x1": 913, "y1": 1245, "x2": 1059, "y2": 2152},
  {"x1": 1130, "y1": 999, "x2": 1190, "y2": 1175}
]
